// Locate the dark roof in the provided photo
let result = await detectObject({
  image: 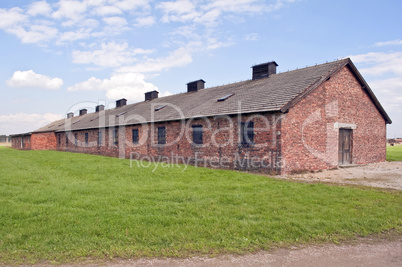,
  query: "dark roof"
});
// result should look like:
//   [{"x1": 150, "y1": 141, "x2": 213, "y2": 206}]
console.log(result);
[{"x1": 33, "y1": 58, "x2": 391, "y2": 133}]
